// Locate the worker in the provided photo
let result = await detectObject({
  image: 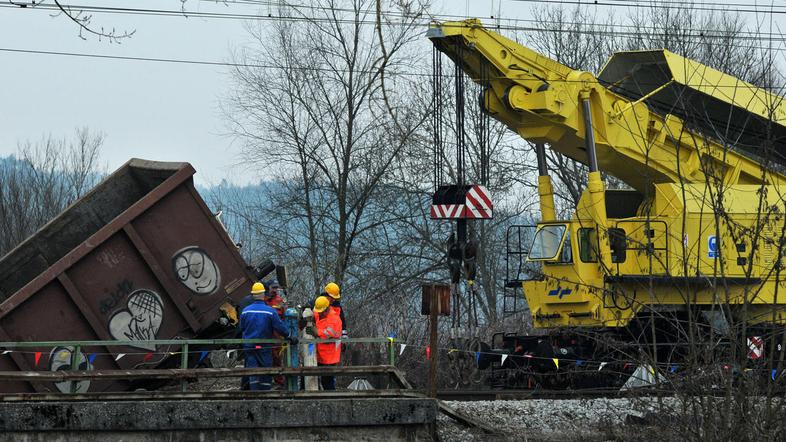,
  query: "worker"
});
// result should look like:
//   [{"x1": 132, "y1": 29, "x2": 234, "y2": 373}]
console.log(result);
[
  {"x1": 264, "y1": 279, "x2": 287, "y2": 387},
  {"x1": 308, "y1": 296, "x2": 342, "y2": 390},
  {"x1": 323, "y1": 282, "x2": 348, "y2": 340},
  {"x1": 265, "y1": 280, "x2": 286, "y2": 316},
  {"x1": 240, "y1": 281, "x2": 297, "y2": 391}
]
